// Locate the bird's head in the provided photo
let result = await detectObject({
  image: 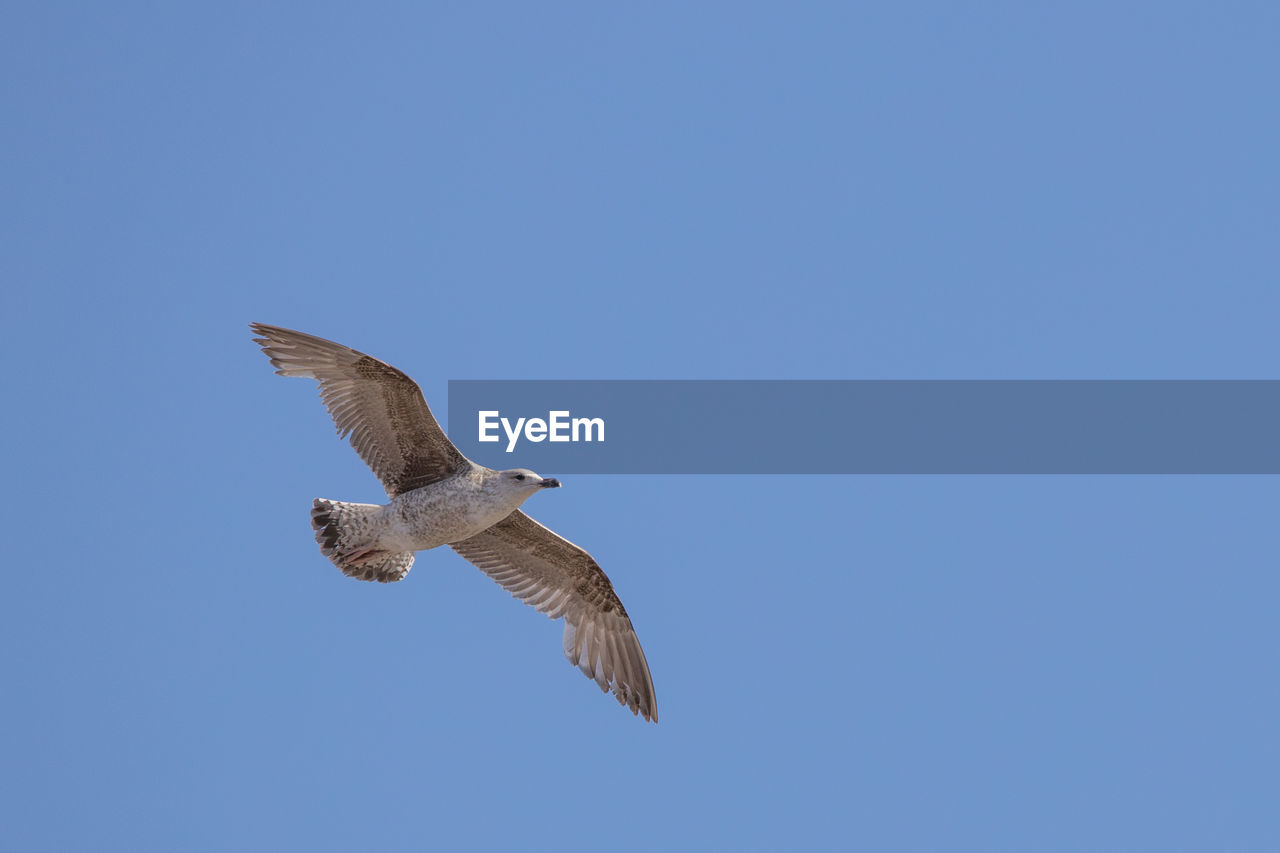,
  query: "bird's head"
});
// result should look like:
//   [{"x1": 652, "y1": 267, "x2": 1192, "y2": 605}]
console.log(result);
[{"x1": 499, "y1": 468, "x2": 561, "y2": 494}]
